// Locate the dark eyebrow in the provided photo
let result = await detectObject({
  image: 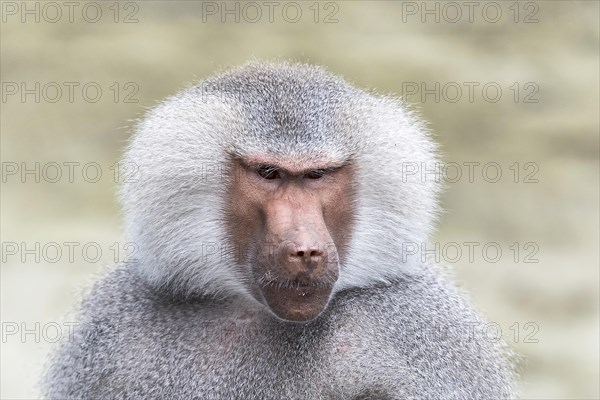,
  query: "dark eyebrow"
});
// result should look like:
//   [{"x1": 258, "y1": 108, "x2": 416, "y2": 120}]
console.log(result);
[
  {"x1": 249, "y1": 162, "x2": 348, "y2": 177},
  {"x1": 232, "y1": 153, "x2": 351, "y2": 175}
]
